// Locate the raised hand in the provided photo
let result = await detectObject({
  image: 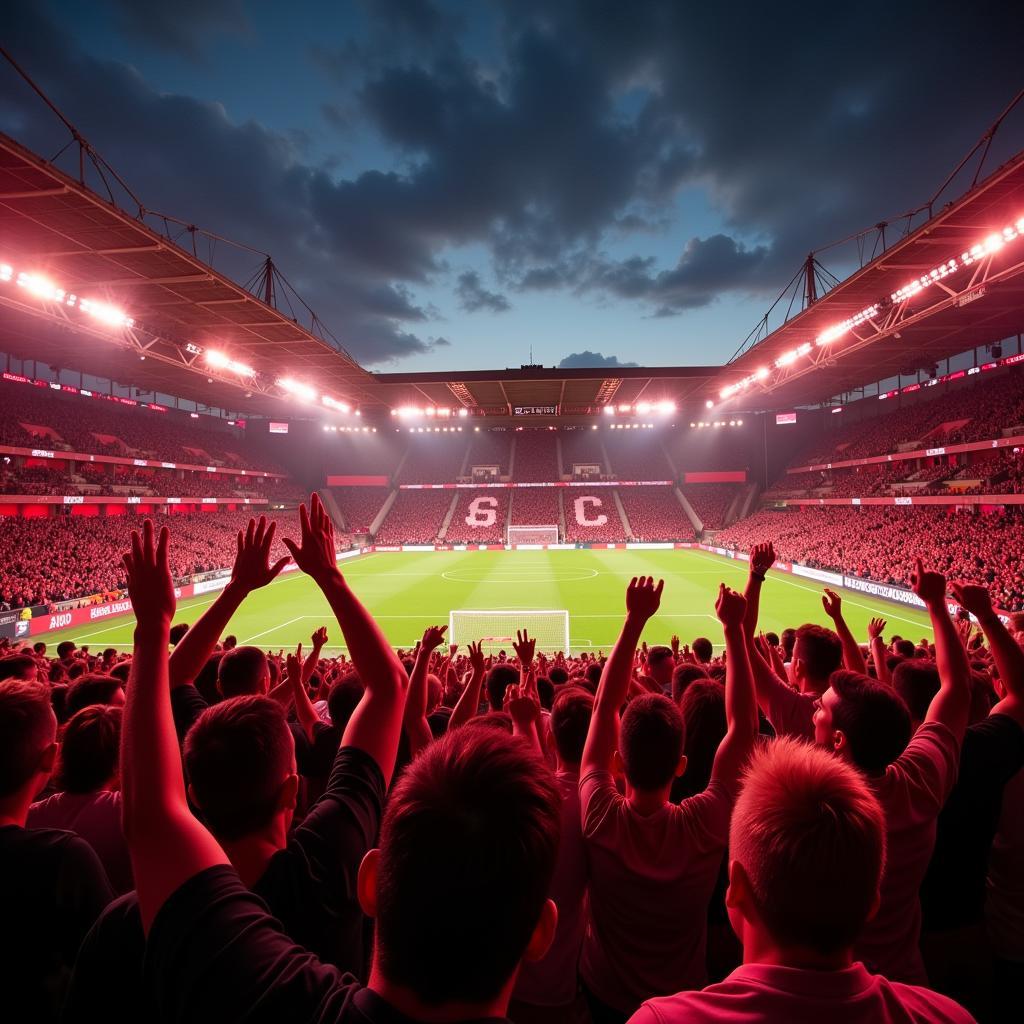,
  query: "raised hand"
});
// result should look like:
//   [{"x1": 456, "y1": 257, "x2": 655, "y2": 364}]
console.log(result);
[
  {"x1": 750, "y1": 541, "x2": 777, "y2": 576},
  {"x1": 286, "y1": 643, "x2": 304, "y2": 683},
  {"x1": 821, "y1": 588, "x2": 843, "y2": 620},
  {"x1": 282, "y1": 493, "x2": 337, "y2": 585},
  {"x1": 505, "y1": 682, "x2": 541, "y2": 731},
  {"x1": 122, "y1": 519, "x2": 176, "y2": 629},
  {"x1": 513, "y1": 628, "x2": 536, "y2": 668},
  {"x1": 715, "y1": 582, "x2": 746, "y2": 628},
  {"x1": 867, "y1": 617, "x2": 887, "y2": 640},
  {"x1": 626, "y1": 576, "x2": 664, "y2": 622},
  {"x1": 467, "y1": 640, "x2": 485, "y2": 675},
  {"x1": 950, "y1": 581, "x2": 995, "y2": 621},
  {"x1": 230, "y1": 516, "x2": 290, "y2": 594},
  {"x1": 910, "y1": 558, "x2": 947, "y2": 607},
  {"x1": 449, "y1": 642, "x2": 458, "y2": 658},
  {"x1": 671, "y1": 634, "x2": 680, "y2": 657},
  {"x1": 311, "y1": 626, "x2": 329, "y2": 649},
  {"x1": 421, "y1": 624, "x2": 448, "y2": 653}
]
